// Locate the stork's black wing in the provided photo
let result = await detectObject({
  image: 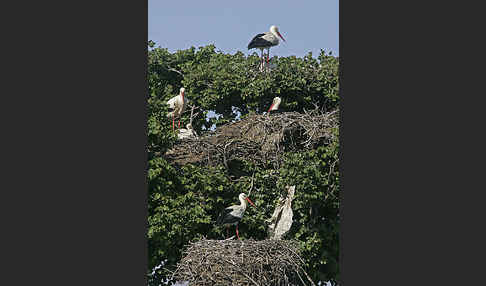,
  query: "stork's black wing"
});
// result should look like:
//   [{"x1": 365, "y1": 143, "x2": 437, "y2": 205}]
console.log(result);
[
  {"x1": 247, "y1": 33, "x2": 272, "y2": 49},
  {"x1": 216, "y1": 206, "x2": 240, "y2": 225}
]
